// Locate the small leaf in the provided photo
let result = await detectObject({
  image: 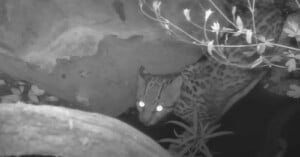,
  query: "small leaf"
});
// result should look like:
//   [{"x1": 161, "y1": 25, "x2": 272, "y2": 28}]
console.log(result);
[
  {"x1": 283, "y1": 27, "x2": 296, "y2": 37},
  {"x1": 152, "y1": 1, "x2": 162, "y2": 14},
  {"x1": 204, "y1": 131, "x2": 234, "y2": 140},
  {"x1": 286, "y1": 84, "x2": 300, "y2": 98},
  {"x1": 283, "y1": 20, "x2": 300, "y2": 41},
  {"x1": 179, "y1": 136, "x2": 197, "y2": 146},
  {"x1": 236, "y1": 16, "x2": 244, "y2": 30},
  {"x1": 179, "y1": 141, "x2": 197, "y2": 156},
  {"x1": 207, "y1": 40, "x2": 215, "y2": 55},
  {"x1": 159, "y1": 138, "x2": 183, "y2": 145},
  {"x1": 211, "y1": 22, "x2": 220, "y2": 33},
  {"x1": 166, "y1": 120, "x2": 194, "y2": 134},
  {"x1": 285, "y1": 58, "x2": 297, "y2": 72},
  {"x1": 251, "y1": 56, "x2": 263, "y2": 68},
  {"x1": 205, "y1": 9, "x2": 213, "y2": 21},
  {"x1": 221, "y1": 27, "x2": 234, "y2": 32},
  {"x1": 204, "y1": 123, "x2": 220, "y2": 135},
  {"x1": 257, "y1": 43, "x2": 266, "y2": 54},
  {"x1": 232, "y1": 6, "x2": 236, "y2": 19},
  {"x1": 246, "y1": 29, "x2": 253, "y2": 44},
  {"x1": 183, "y1": 8, "x2": 191, "y2": 21},
  {"x1": 283, "y1": 21, "x2": 300, "y2": 38},
  {"x1": 163, "y1": 23, "x2": 170, "y2": 30},
  {"x1": 257, "y1": 35, "x2": 274, "y2": 47}
]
